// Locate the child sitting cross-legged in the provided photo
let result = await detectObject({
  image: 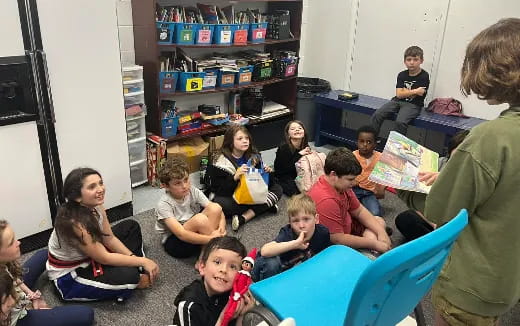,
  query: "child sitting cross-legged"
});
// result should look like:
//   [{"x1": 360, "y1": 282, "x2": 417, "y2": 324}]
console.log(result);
[
  {"x1": 251, "y1": 194, "x2": 331, "y2": 281},
  {"x1": 173, "y1": 236, "x2": 254, "y2": 326},
  {"x1": 156, "y1": 155, "x2": 226, "y2": 259},
  {"x1": 352, "y1": 125, "x2": 386, "y2": 217}
]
